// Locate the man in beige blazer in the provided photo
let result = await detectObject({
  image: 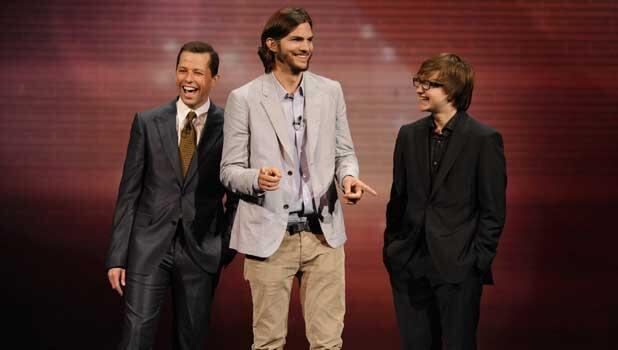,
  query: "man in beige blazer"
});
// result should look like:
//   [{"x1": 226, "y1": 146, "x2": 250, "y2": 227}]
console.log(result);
[{"x1": 220, "y1": 7, "x2": 375, "y2": 350}]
